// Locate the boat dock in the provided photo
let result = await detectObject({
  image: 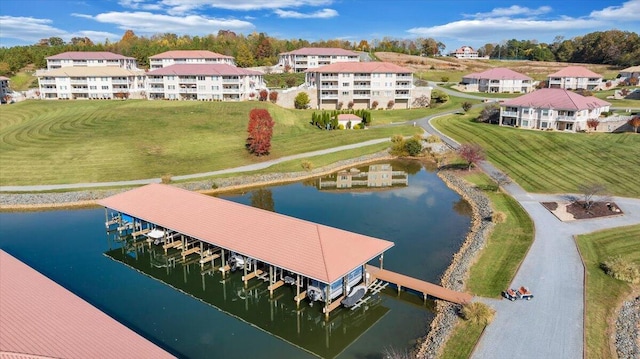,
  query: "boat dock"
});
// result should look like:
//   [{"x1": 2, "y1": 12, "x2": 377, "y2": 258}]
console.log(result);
[{"x1": 366, "y1": 265, "x2": 472, "y2": 304}]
